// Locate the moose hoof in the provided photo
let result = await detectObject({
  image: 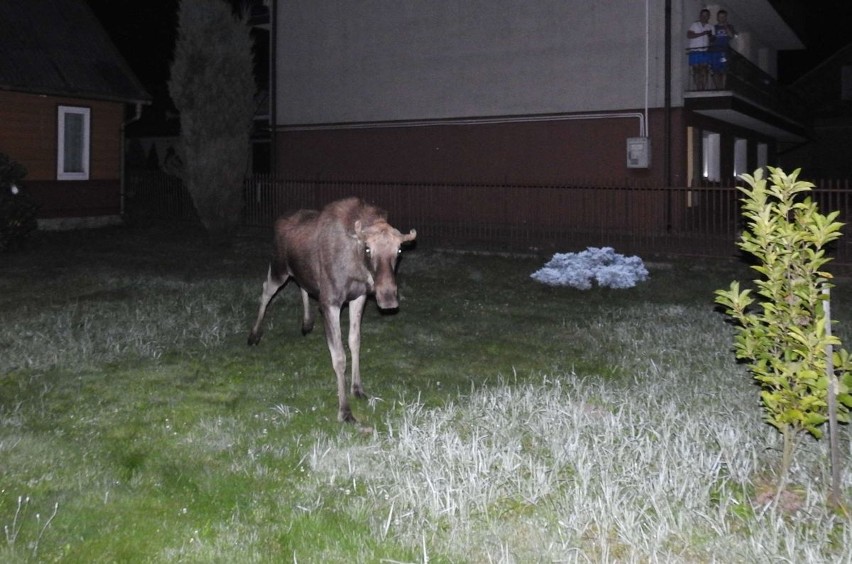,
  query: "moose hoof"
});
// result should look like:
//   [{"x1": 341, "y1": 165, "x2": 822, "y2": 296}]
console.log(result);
[
  {"x1": 247, "y1": 333, "x2": 262, "y2": 346},
  {"x1": 352, "y1": 385, "x2": 367, "y2": 399},
  {"x1": 338, "y1": 409, "x2": 357, "y2": 424}
]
